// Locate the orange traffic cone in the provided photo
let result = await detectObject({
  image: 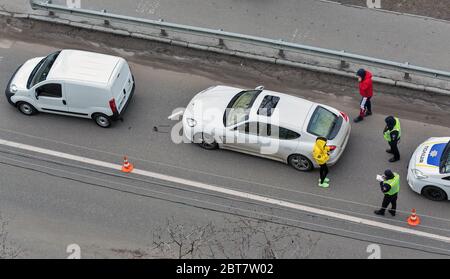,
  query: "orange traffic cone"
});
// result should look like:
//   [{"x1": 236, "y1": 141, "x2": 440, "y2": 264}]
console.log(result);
[
  {"x1": 121, "y1": 156, "x2": 134, "y2": 173},
  {"x1": 407, "y1": 209, "x2": 420, "y2": 226}
]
